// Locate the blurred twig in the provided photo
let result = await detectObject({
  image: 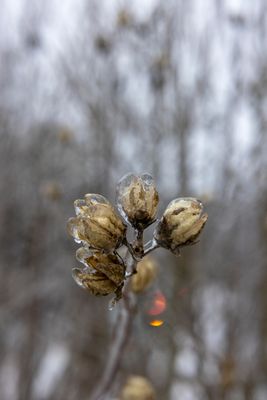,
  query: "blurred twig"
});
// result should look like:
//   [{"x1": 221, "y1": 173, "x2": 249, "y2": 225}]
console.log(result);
[{"x1": 90, "y1": 258, "x2": 137, "y2": 400}]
